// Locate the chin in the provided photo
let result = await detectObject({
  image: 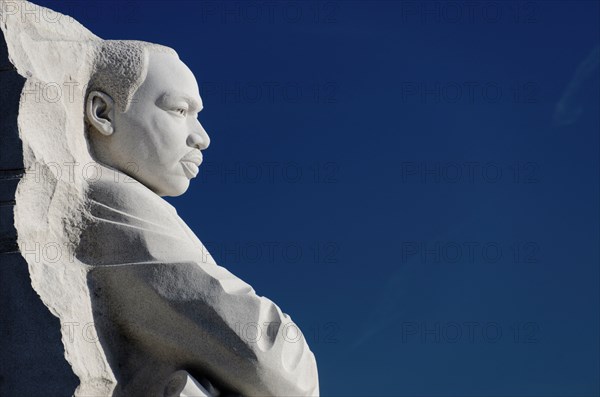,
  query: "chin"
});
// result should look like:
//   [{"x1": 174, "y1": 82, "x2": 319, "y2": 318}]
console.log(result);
[{"x1": 155, "y1": 178, "x2": 191, "y2": 197}]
